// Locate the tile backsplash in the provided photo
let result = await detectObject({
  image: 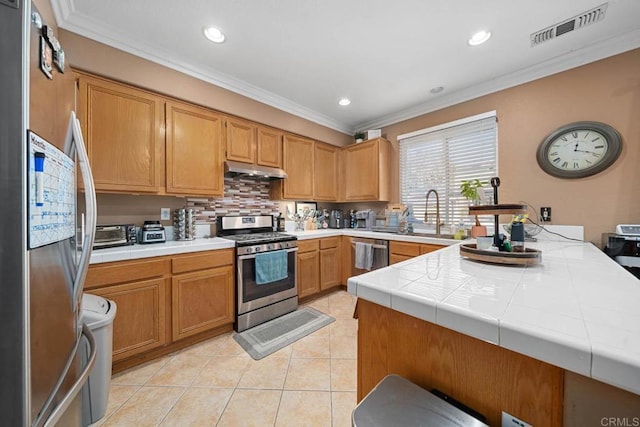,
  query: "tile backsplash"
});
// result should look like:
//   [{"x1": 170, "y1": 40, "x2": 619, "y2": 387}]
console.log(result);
[{"x1": 187, "y1": 176, "x2": 280, "y2": 223}]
